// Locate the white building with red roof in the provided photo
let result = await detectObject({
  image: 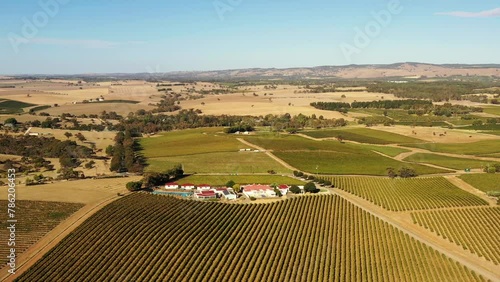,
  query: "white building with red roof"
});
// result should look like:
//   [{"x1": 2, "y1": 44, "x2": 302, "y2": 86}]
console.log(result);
[
  {"x1": 194, "y1": 190, "x2": 217, "y2": 200},
  {"x1": 180, "y1": 183, "x2": 196, "y2": 190},
  {"x1": 277, "y1": 184, "x2": 289, "y2": 195},
  {"x1": 164, "y1": 182, "x2": 179, "y2": 189},
  {"x1": 196, "y1": 184, "x2": 211, "y2": 192}
]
